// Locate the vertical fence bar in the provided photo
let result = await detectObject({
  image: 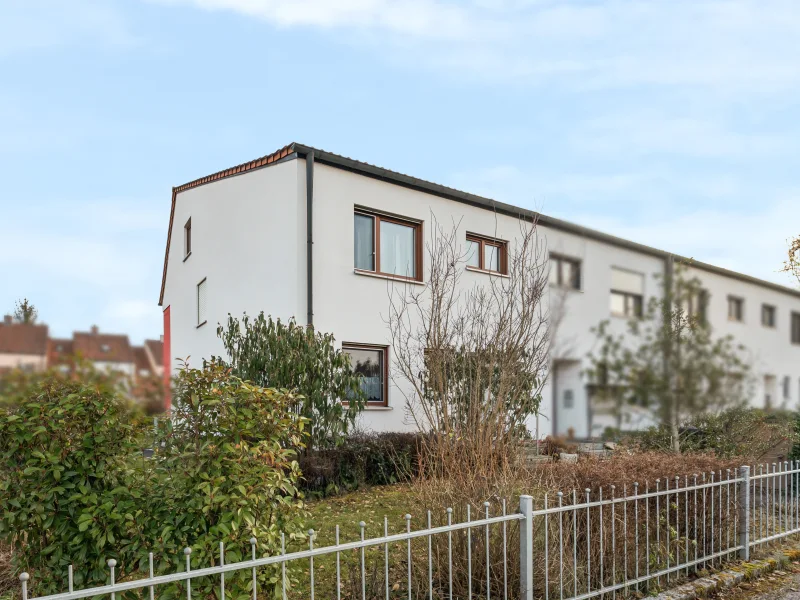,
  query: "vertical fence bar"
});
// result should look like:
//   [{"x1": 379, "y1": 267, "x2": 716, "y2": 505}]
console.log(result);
[
  {"x1": 502, "y1": 499, "x2": 508, "y2": 600},
  {"x1": 468, "y1": 504, "x2": 473, "y2": 600},
  {"x1": 336, "y1": 526, "x2": 342, "y2": 600},
  {"x1": 68, "y1": 565, "x2": 74, "y2": 594},
  {"x1": 448, "y1": 508, "x2": 454, "y2": 600},
  {"x1": 544, "y1": 495, "x2": 549, "y2": 600},
  {"x1": 360, "y1": 522, "x2": 367, "y2": 600},
  {"x1": 702, "y1": 473, "x2": 707, "y2": 570},
  {"x1": 431, "y1": 510, "x2": 437, "y2": 600},
  {"x1": 725, "y1": 470, "x2": 731, "y2": 558},
  {"x1": 308, "y1": 532, "x2": 314, "y2": 600},
  {"x1": 219, "y1": 544, "x2": 225, "y2": 600},
  {"x1": 586, "y1": 489, "x2": 591, "y2": 596},
  {"x1": 684, "y1": 475, "x2": 689, "y2": 575},
  {"x1": 693, "y1": 475, "x2": 698, "y2": 573},
  {"x1": 183, "y1": 549, "x2": 190, "y2": 600},
  {"x1": 674, "y1": 477, "x2": 680, "y2": 575},
  {"x1": 655, "y1": 480, "x2": 660, "y2": 588},
  {"x1": 645, "y1": 483, "x2": 650, "y2": 592},
  {"x1": 109, "y1": 559, "x2": 117, "y2": 600},
  {"x1": 610, "y1": 487, "x2": 616, "y2": 600},
  {"x1": 384, "y1": 518, "x2": 389, "y2": 600},
  {"x1": 19, "y1": 573, "x2": 29, "y2": 600},
  {"x1": 600, "y1": 488, "x2": 605, "y2": 594},
  {"x1": 281, "y1": 533, "x2": 287, "y2": 600},
  {"x1": 520, "y1": 495, "x2": 534, "y2": 600},
  {"x1": 251, "y1": 537, "x2": 258, "y2": 600},
  {"x1": 710, "y1": 472, "x2": 715, "y2": 567},
  {"x1": 759, "y1": 465, "x2": 764, "y2": 543},
  {"x1": 633, "y1": 483, "x2": 639, "y2": 588},
  {"x1": 665, "y1": 478, "x2": 670, "y2": 583},
  {"x1": 406, "y1": 515, "x2": 412, "y2": 600},
  {"x1": 573, "y1": 490, "x2": 578, "y2": 599},
  {"x1": 559, "y1": 492, "x2": 565, "y2": 600}
]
